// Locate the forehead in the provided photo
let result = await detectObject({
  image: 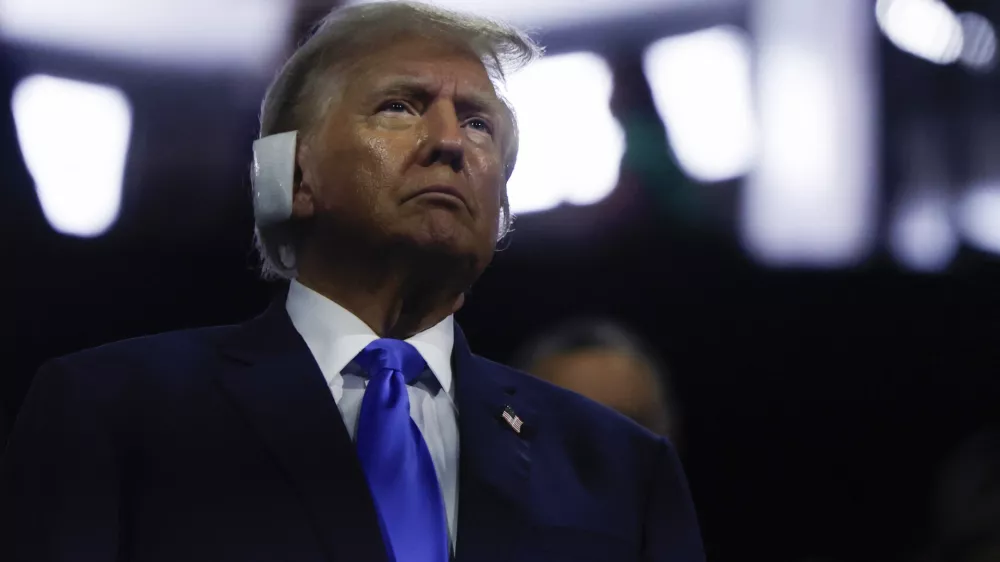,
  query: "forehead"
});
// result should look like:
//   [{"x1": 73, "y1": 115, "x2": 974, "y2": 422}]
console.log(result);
[{"x1": 343, "y1": 36, "x2": 499, "y2": 98}]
